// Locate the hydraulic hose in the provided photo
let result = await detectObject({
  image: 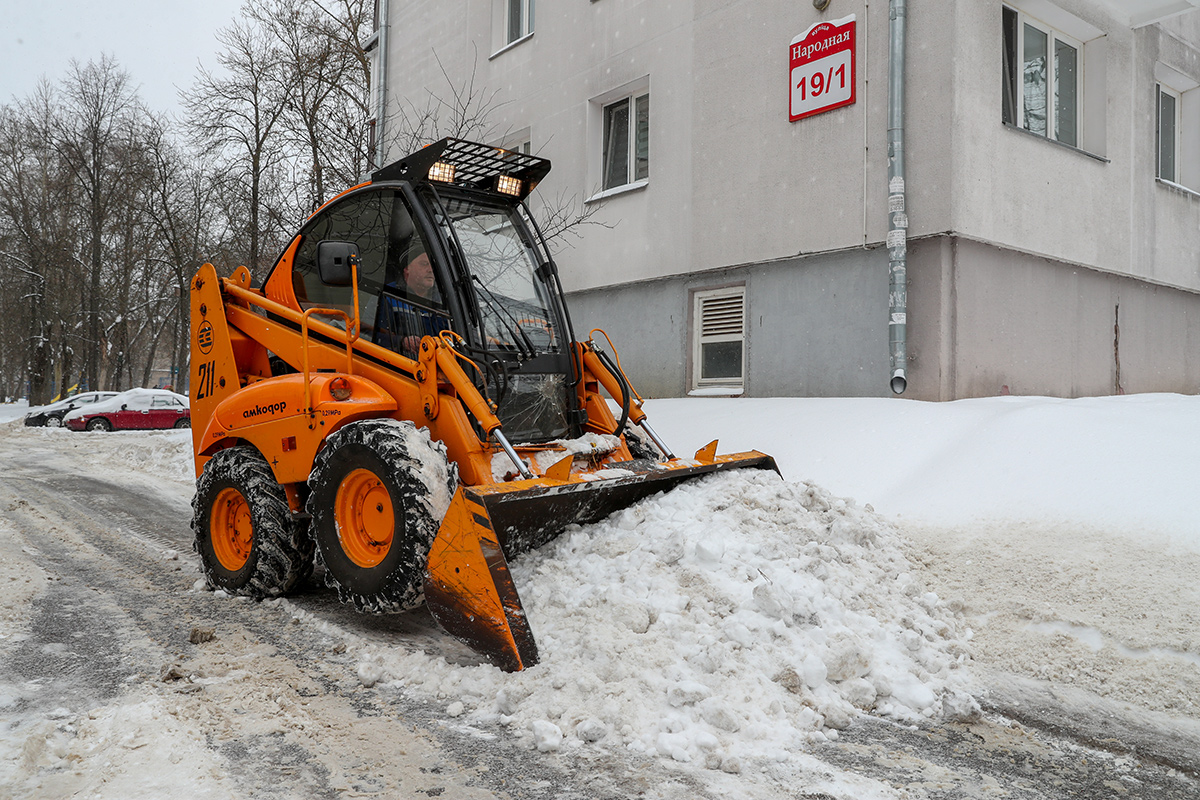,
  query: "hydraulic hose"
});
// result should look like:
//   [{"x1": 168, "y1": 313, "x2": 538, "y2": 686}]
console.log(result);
[{"x1": 596, "y1": 347, "x2": 631, "y2": 438}]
